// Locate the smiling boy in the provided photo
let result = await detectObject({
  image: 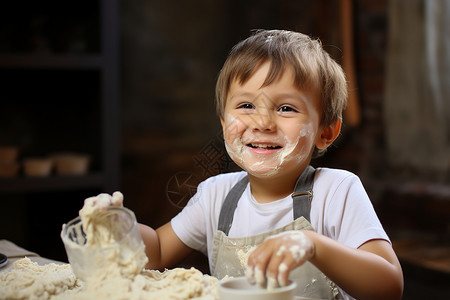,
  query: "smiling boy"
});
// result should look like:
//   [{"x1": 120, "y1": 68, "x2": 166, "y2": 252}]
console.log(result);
[{"x1": 101, "y1": 30, "x2": 403, "y2": 299}]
